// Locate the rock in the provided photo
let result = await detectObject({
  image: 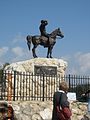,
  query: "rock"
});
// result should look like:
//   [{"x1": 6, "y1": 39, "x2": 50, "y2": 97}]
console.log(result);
[
  {"x1": 32, "y1": 113, "x2": 42, "y2": 120},
  {"x1": 0, "y1": 101, "x2": 88, "y2": 120},
  {"x1": 40, "y1": 108, "x2": 52, "y2": 120}
]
